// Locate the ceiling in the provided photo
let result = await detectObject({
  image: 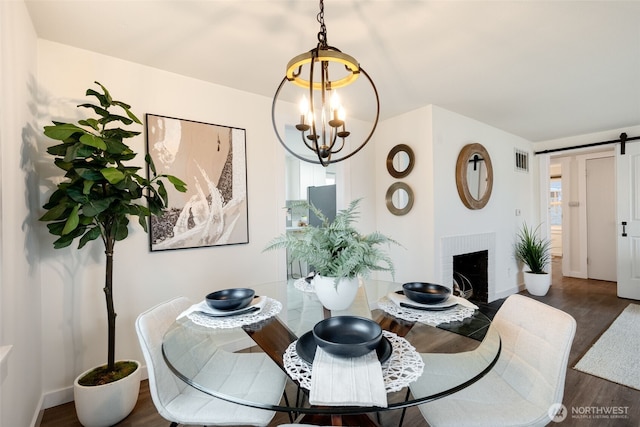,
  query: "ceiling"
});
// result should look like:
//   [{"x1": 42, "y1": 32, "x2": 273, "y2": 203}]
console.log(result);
[{"x1": 25, "y1": 0, "x2": 640, "y2": 143}]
